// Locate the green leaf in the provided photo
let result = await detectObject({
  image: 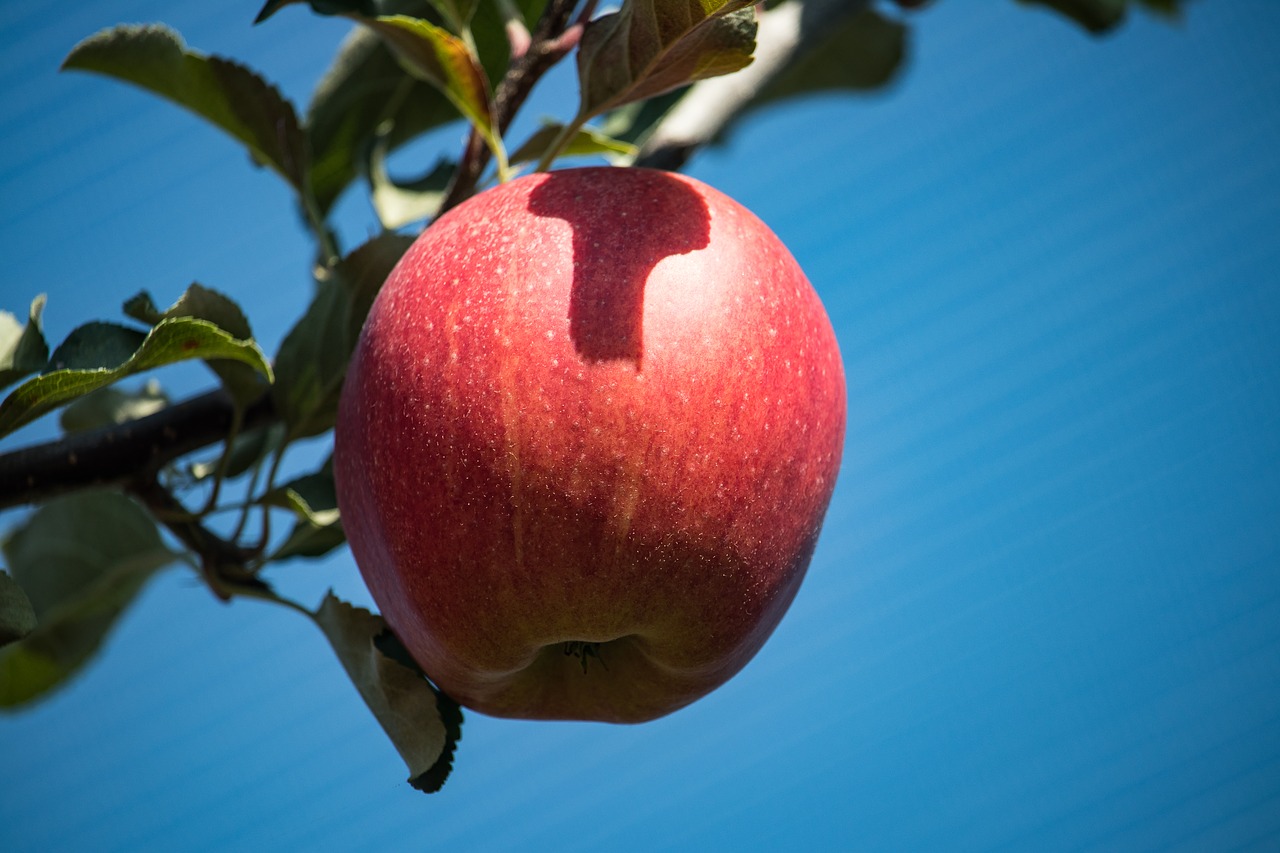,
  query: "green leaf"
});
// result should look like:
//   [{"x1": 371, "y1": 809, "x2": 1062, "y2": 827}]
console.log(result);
[
  {"x1": 255, "y1": 0, "x2": 379, "y2": 24},
  {"x1": 1136, "y1": 0, "x2": 1184, "y2": 17},
  {"x1": 510, "y1": 122, "x2": 639, "y2": 167},
  {"x1": 0, "y1": 318, "x2": 273, "y2": 439},
  {"x1": 59, "y1": 379, "x2": 169, "y2": 434},
  {"x1": 261, "y1": 463, "x2": 346, "y2": 561},
  {"x1": 124, "y1": 284, "x2": 251, "y2": 338},
  {"x1": 1014, "y1": 0, "x2": 1126, "y2": 32},
  {"x1": 313, "y1": 593, "x2": 461, "y2": 792},
  {"x1": 369, "y1": 147, "x2": 455, "y2": 229},
  {"x1": 273, "y1": 234, "x2": 413, "y2": 437},
  {"x1": 0, "y1": 295, "x2": 50, "y2": 392},
  {"x1": 360, "y1": 15, "x2": 503, "y2": 166},
  {"x1": 270, "y1": 514, "x2": 347, "y2": 561},
  {"x1": 306, "y1": 25, "x2": 459, "y2": 216},
  {"x1": 261, "y1": 464, "x2": 339, "y2": 528},
  {"x1": 746, "y1": 8, "x2": 906, "y2": 113},
  {"x1": 298, "y1": 0, "x2": 545, "y2": 214},
  {"x1": 189, "y1": 422, "x2": 286, "y2": 482},
  {"x1": 576, "y1": 0, "x2": 758, "y2": 121},
  {"x1": 599, "y1": 87, "x2": 690, "y2": 152},
  {"x1": 62, "y1": 24, "x2": 308, "y2": 190},
  {"x1": 272, "y1": 283, "x2": 351, "y2": 439},
  {"x1": 0, "y1": 571, "x2": 38, "y2": 647},
  {"x1": 48, "y1": 322, "x2": 147, "y2": 370},
  {"x1": 0, "y1": 492, "x2": 178, "y2": 707},
  {"x1": 122, "y1": 284, "x2": 268, "y2": 406},
  {"x1": 428, "y1": 0, "x2": 482, "y2": 30}
]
